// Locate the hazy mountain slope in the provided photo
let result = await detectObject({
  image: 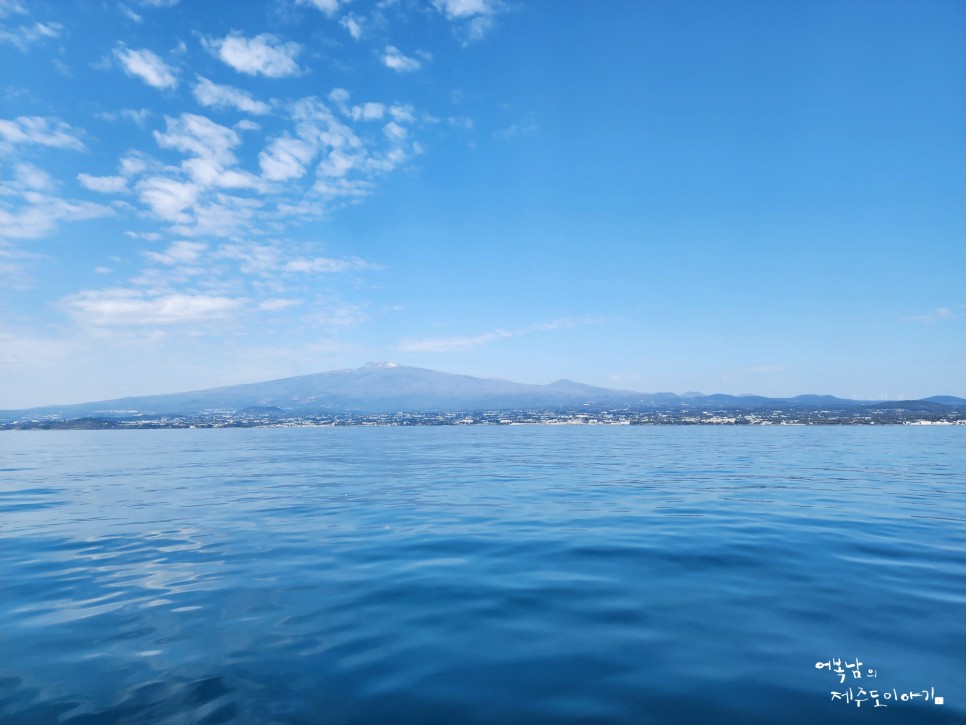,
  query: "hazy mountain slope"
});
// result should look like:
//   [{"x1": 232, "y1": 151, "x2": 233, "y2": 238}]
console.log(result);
[
  {"x1": 1, "y1": 363, "x2": 960, "y2": 420},
  {"x1": 1, "y1": 363, "x2": 649, "y2": 418}
]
